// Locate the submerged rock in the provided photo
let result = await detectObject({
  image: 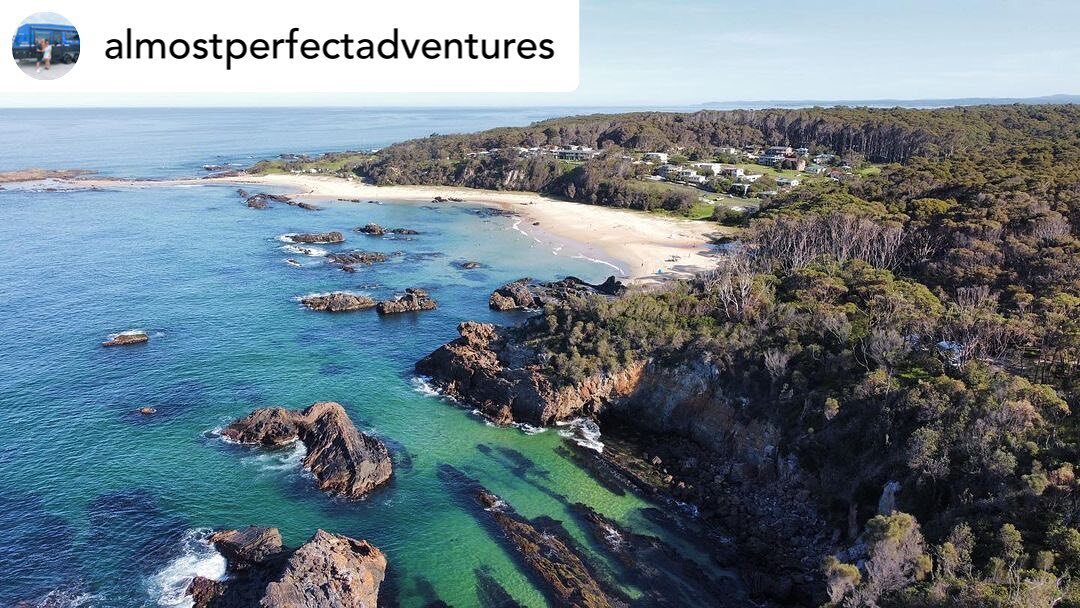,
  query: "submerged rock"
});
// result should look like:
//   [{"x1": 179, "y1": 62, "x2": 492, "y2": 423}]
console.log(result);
[
  {"x1": 188, "y1": 526, "x2": 386, "y2": 608},
  {"x1": 300, "y1": 292, "x2": 376, "y2": 313},
  {"x1": 284, "y1": 231, "x2": 344, "y2": 244},
  {"x1": 457, "y1": 260, "x2": 483, "y2": 270},
  {"x1": 376, "y1": 288, "x2": 438, "y2": 315},
  {"x1": 102, "y1": 332, "x2": 149, "y2": 347},
  {"x1": 475, "y1": 488, "x2": 617, "y2": 608},
  {"x1": 221, "y1": 402, "x2": 392, "y2": 498},
  {"x1": 489, "y1": 276, "x2": 626, "y2": 311}
]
